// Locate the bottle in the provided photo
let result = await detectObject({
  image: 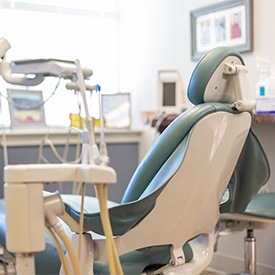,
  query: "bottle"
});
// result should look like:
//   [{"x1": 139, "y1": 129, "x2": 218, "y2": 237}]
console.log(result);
[
  {"x1": 255, "y1": 57, "x2": 270, "y2": 98},
  {"x1": 266, "y1": 65, "x2": 275, "y2": 98},
  {"x1": 255, "y1": 57, "x2": 270, "y2": 113},
  {"x1": 263, "y1": 64, "x2": 275, "y2": 113}
]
